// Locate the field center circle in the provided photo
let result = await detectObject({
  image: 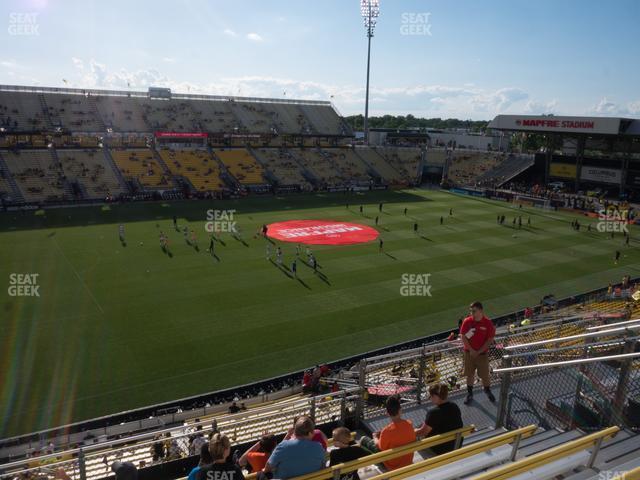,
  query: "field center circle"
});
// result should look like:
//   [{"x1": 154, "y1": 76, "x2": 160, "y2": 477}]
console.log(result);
[{"x1": 266, "y1": 220, "x2": 379, "y2": 245}]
